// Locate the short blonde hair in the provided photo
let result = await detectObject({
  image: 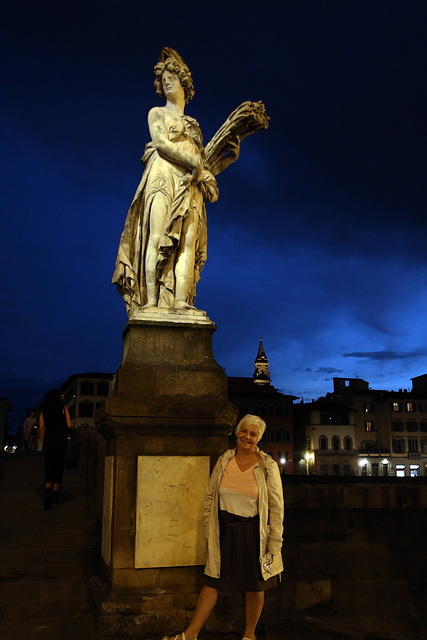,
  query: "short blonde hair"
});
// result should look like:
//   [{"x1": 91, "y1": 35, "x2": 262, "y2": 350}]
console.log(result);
[{"x1": 235, "y1": 414, "x2": 266, "y2": 443}]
